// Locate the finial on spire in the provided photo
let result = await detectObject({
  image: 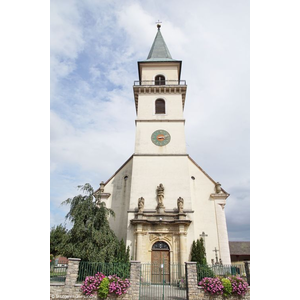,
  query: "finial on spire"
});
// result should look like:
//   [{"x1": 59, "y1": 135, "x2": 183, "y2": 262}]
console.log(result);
[{"x1": 156, "y1": 20, "x2": 162, "y2": 29}]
